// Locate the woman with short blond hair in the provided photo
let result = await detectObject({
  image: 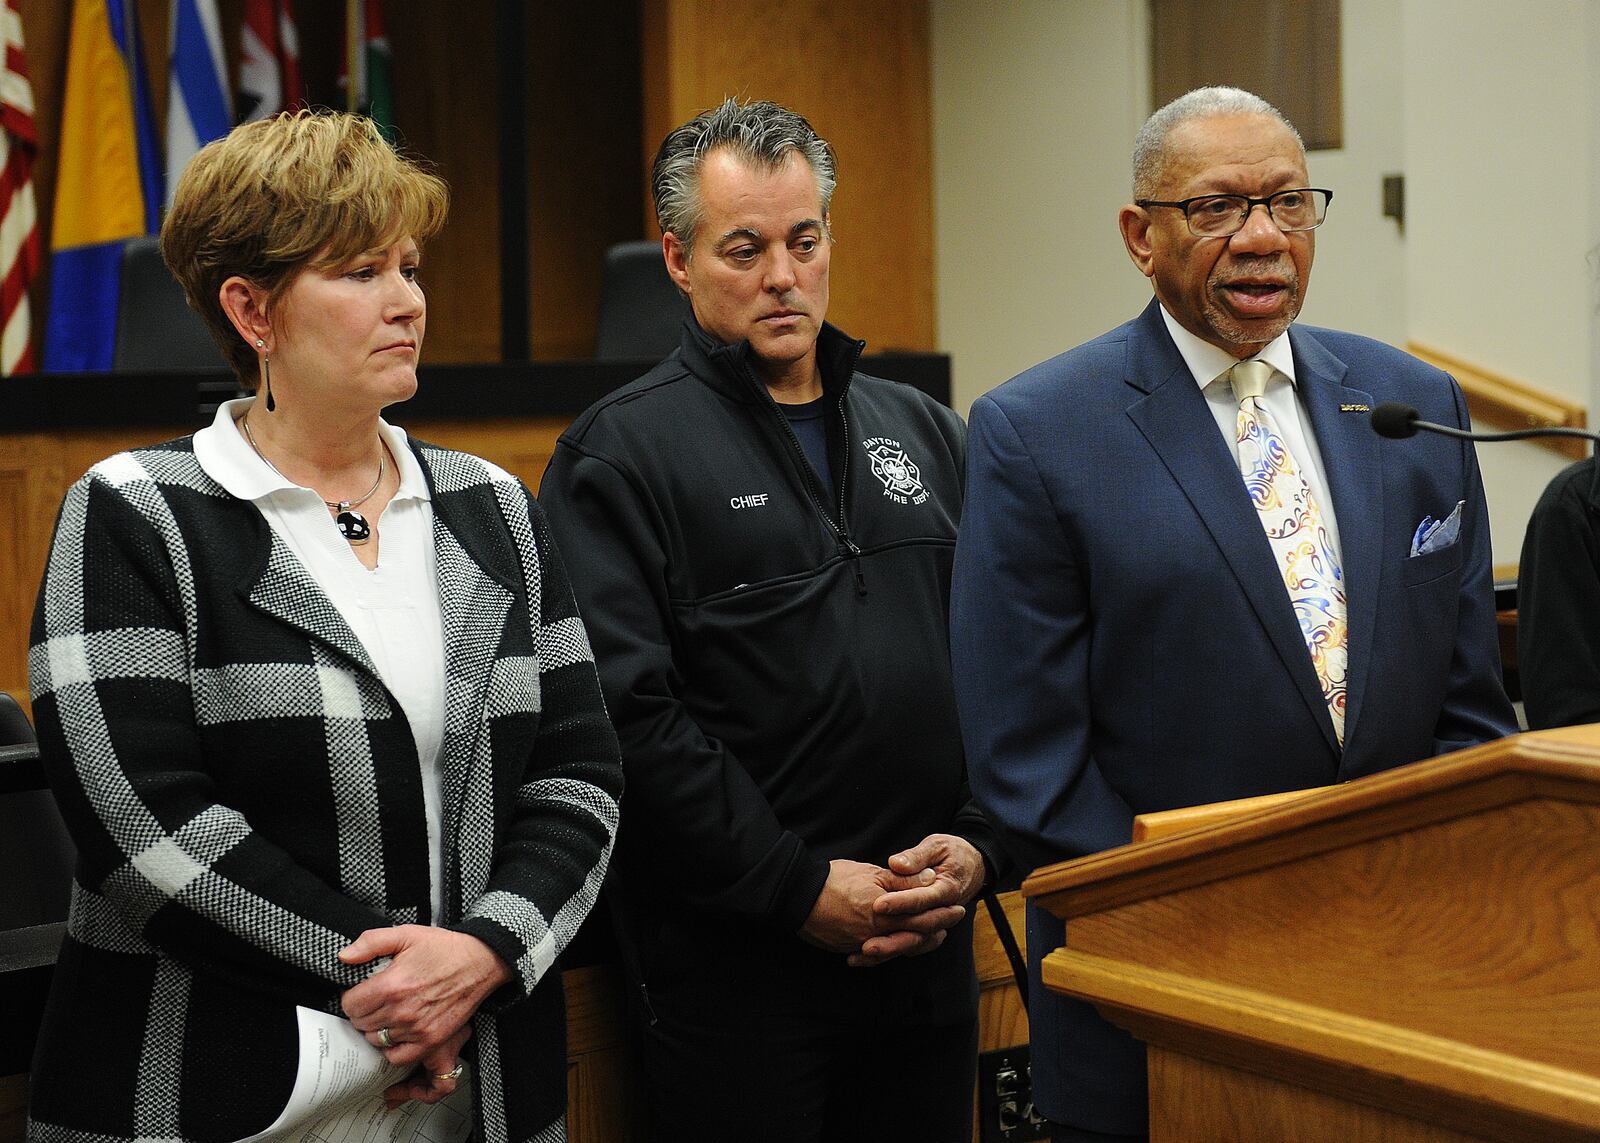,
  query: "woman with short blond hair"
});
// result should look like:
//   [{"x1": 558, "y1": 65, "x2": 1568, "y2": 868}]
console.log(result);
[{"x1": 28, "y1": 110, "x2": 622, "y2": 1143}]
